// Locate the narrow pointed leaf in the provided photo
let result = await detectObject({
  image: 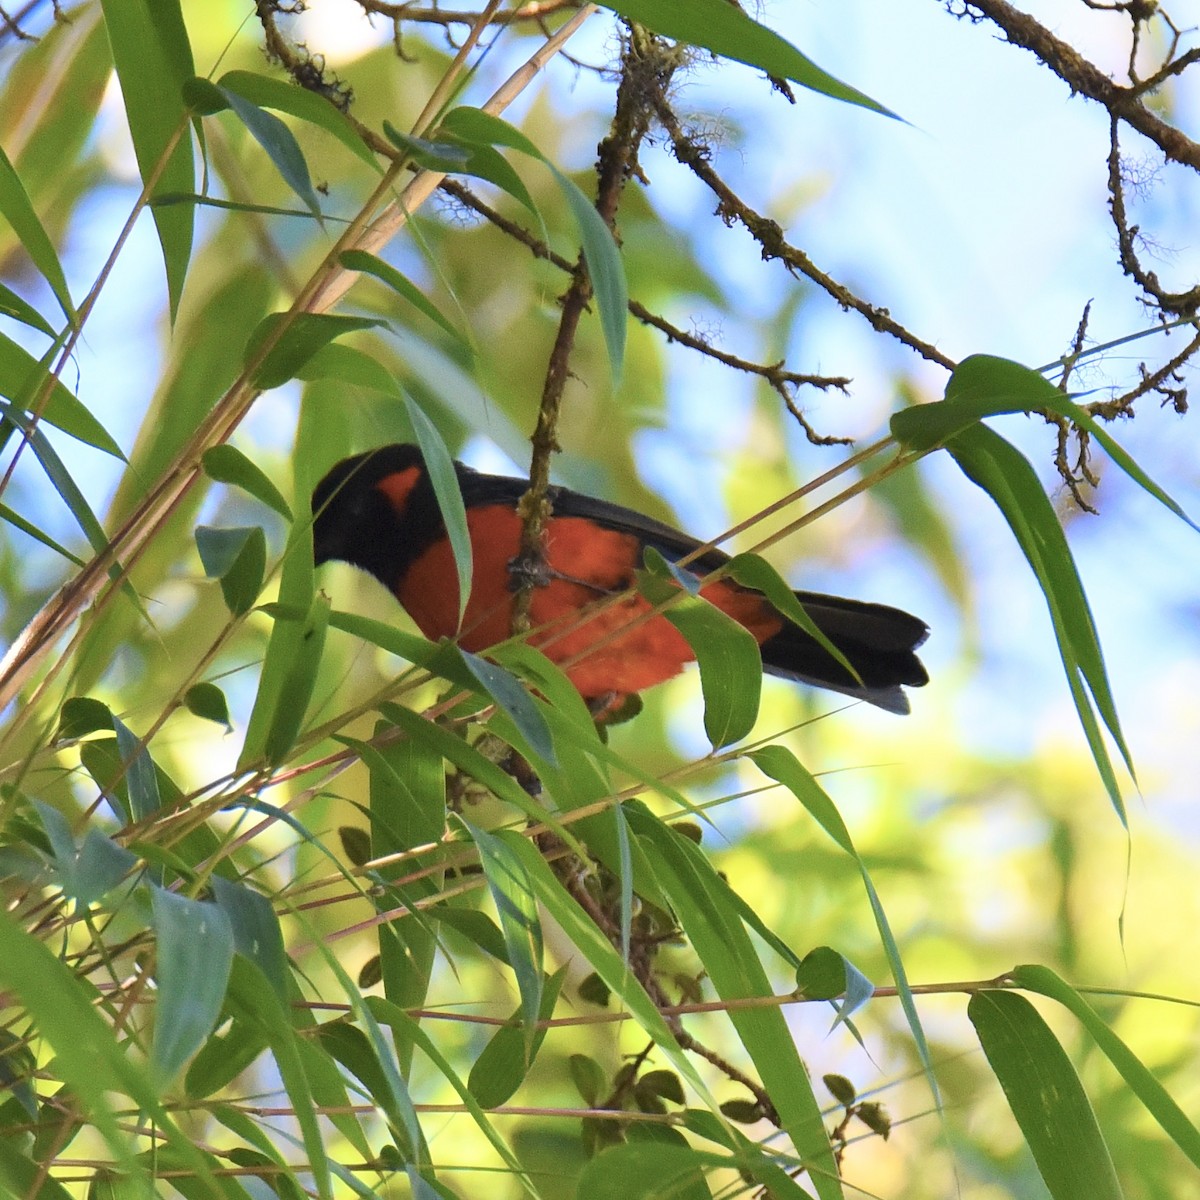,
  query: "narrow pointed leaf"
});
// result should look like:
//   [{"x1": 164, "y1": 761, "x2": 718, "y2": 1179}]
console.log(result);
[
  {"x1": 150, "y1": 889, "x2": 235, "y2": 1084},
  {"x1": 969, "y1": 990, "x2": 1123, "y2": 1200},
  {"x1": 944, "y1": 424, "x2": 1131, "y2": 818},
  {"x1": 0, "y1": 281, "x2": 56, "y2": 338},
  {"x1": 457, "y1": 649, "x2": 555, "y2": 765},
  {"x1": 1, "y1": 331, "x2": 122, "y2": 452},
  {"x1": 403, "y1": 393, "x2": 474, "y2": 626},
  {"x1": 752, "y1": 745, "x2": 939, "y2": 1104},
  {"x1": 113, "y1": 716, "x2": 162, "y2": 820},
  {"x1": 339, "y1": 249, "x2": 465, "y2": 343},
  {"x1": 598, "y1": 0, "x2": 896, "y2": 116},
  {"x1": 218, "y1": 86, "x2": 323, "y2": 218},
  {"x1": 210, "y1": 876, "x2": 288, "y2": 1001},
  {"x1": 203, "y1": 445, "x2": 292, "y2": 520},
  {"x1": 217, "y1": 69, "x2": 377, "y2": 169},
  {"x1": 467, "y1": 968, "x2": 566, "y2": 1109},
  {"x1": 626, "y1": 804, "x2": 842, "y2": 1200},
  {"x1": 100, "y1": 0, "x2": 195, "y2": 317},
  {"x1": 245, "y1": 313, "x2": 381, "y2": 390},
  {"x1": 460, "y1": 818, "x2": 543, "y2": 1051},
  {"x1": 1012, "y1": 964, "x2": 1200, "y2": 1168},
  {"x1": 640, "y1": 548, "x2": 761, "y2": 748},
  {"x1": 0, "y1": 143, "x2": 74, "y2": 322}
]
